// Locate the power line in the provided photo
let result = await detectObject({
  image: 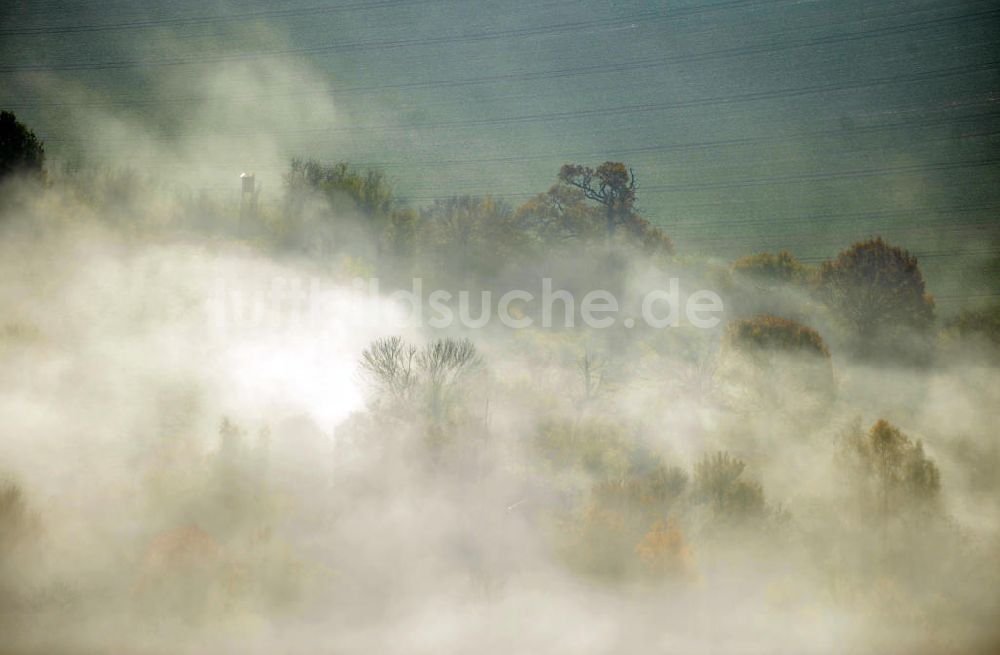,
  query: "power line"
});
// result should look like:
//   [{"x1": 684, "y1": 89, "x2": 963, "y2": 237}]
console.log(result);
[
  {"x1": 0, "y1": 0, "x2": 438, "y2": 37},
  {"x1": 2, "y1": 2, "x2": 993, "y2": 74},
  {"x1": 0, "y1": 8, "x2": 683, "y2": 72},
  {"x1": 392, "y1": 157, "x2": 1000, "y2": 201},
  {"x1": 0, "y1": 0, "x2": 1000, "y2": 100},
  {"x1": 669, "y1": 205, "x2": 1000, "y2": 235},
  {"x1": 639, "y1": 158, "x2": 1000, "y2": 193},
  {"x1": 42, "y1": 106, "x2": 999, "y2": 185},
  {"x1": 318, "y1": 113, "x2": 1000, "y2": 169},
  {"x1": 797, "y1": 249, "x2": 999, "y2": 264},
  {"x1": 35, "y1": 61, "x2": 1000, "y2": 143},
  {"x1": 678, "y1": 220, "x2": 998, "y2": 249},
  {"x1": 163, "y1": 146, "x2": 998, "y2": 201},
  {"x1": 934, "y1": 293, "x2": 1000, "y2": 301}
]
